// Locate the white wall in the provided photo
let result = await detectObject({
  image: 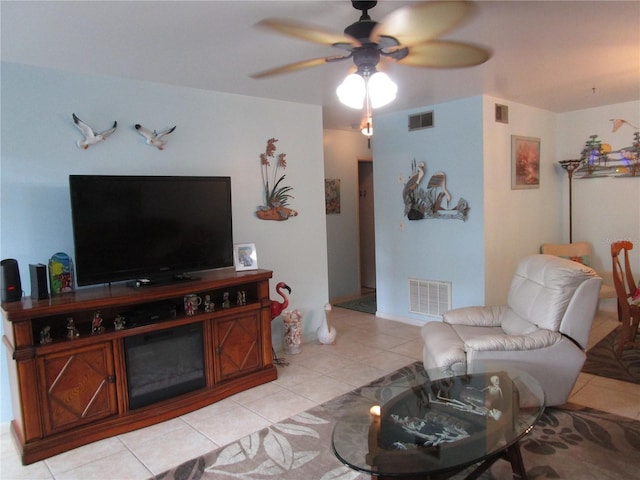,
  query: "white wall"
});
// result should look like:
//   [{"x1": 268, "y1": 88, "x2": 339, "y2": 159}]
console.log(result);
[
  {"x1": 557, "y1": 101, "x2": 640, "y2": 274},
  {"x1": 323, "y1": 129, "x2": 371, "y2": 301},
  {"x1": 0, "y1": 62, "x2": 329, "y2": 423},
  {"x1": 4, "y1": 62, "x2": 635, "y2": 426},
  {"x1": 373, "y1": 97, "x2": 486, "y2": 322},
  {"x1": 368, "y1": 95, "x2": 635, "y2": 324},
  {"x1": 483, "y1": 96, "x2": 560, "y2": 305}
]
